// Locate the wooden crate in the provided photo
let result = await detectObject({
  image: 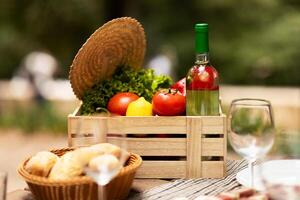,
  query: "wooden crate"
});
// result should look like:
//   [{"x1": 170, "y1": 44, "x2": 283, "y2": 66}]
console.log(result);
[{"x1": 68, "y1": 107, "x2": 227, "y2": 179}]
